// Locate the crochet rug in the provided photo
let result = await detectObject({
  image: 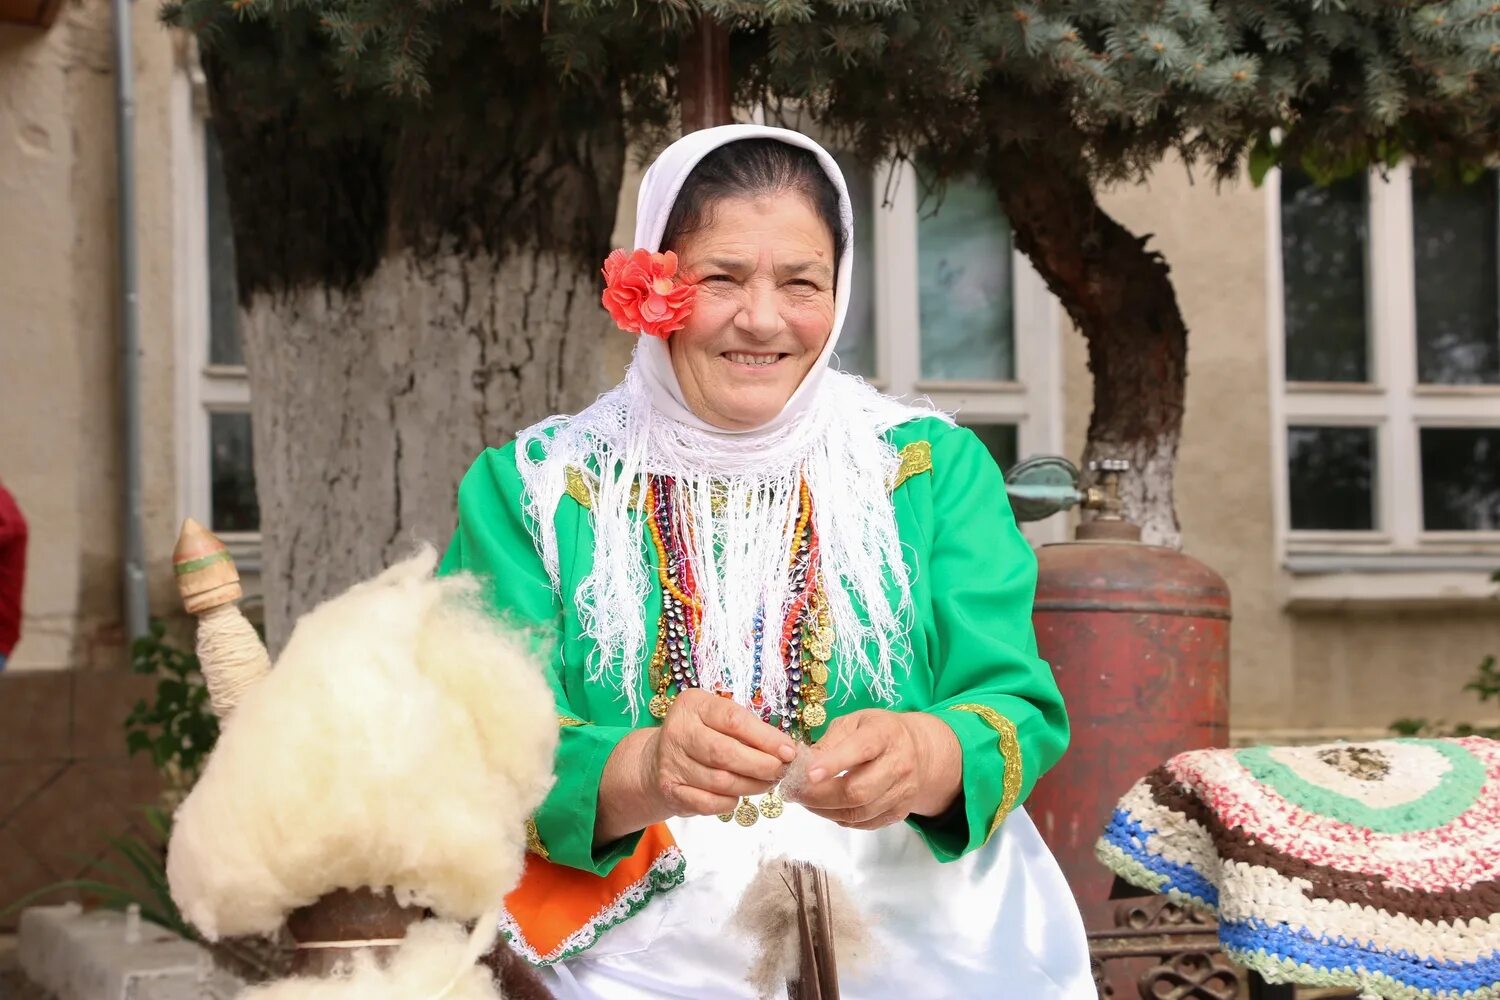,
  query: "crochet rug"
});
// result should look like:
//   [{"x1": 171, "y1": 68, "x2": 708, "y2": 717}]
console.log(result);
[{"x1": 1096, "y1": 737, "x2": 1500, "y2": 999}]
